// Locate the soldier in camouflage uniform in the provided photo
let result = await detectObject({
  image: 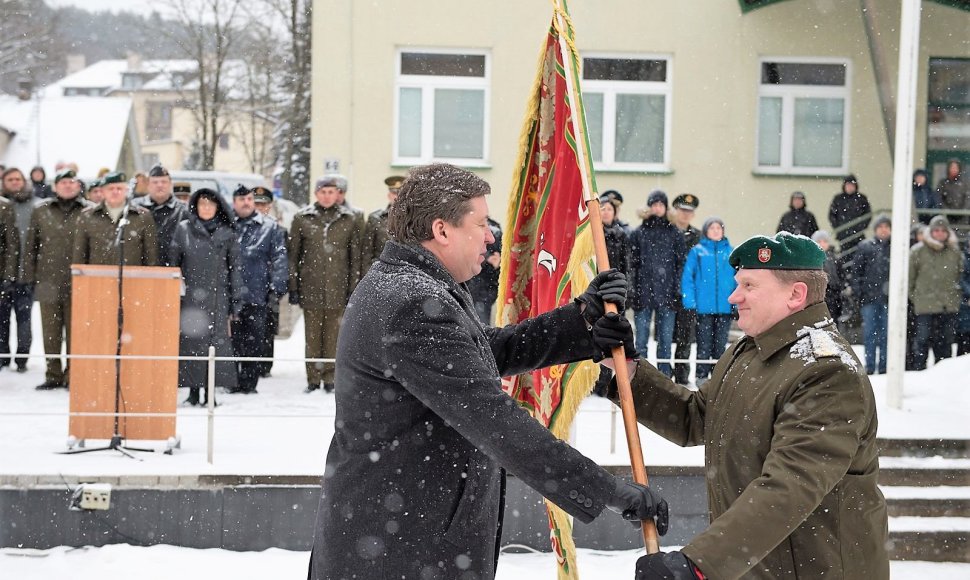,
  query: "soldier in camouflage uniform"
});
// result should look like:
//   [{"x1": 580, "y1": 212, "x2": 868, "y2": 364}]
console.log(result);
[{"x1": 73, "y1": 172, "x2": 159, "y2": 268}]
